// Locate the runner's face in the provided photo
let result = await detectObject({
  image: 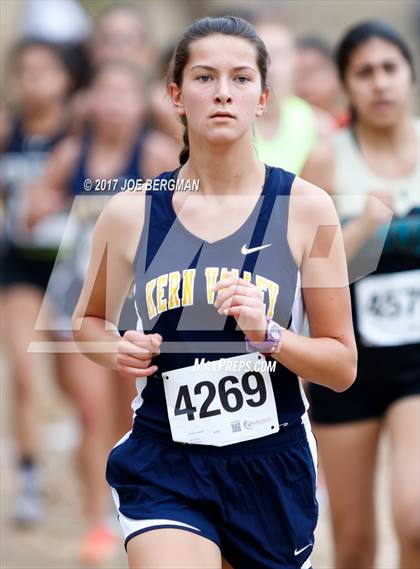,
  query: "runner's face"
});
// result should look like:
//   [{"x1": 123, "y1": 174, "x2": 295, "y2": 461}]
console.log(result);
[
  {"x1": 90, "y1": 68, "x2": 146, "y2": 129},
  {"x1": 92, "y1": 12, "x2": 151, "y2": 71},
  {"x1": 255, "y1": 24, "x2": 295, "y2": 99},
  {"x1": 344, "y1": 38, "x2": 412, "y2": 128},
  {"x1": 15, "y1": 46, "x2": 71, "y2": 106},
  {"x1": 295, "y1": 48, "x2": 340, "y2": 111},
  {"x1": 170, "y1": 35, "x2": 268, "y2": 145}
]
